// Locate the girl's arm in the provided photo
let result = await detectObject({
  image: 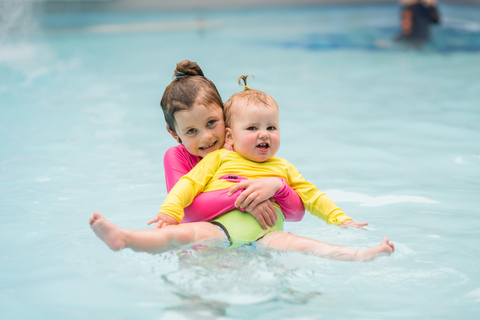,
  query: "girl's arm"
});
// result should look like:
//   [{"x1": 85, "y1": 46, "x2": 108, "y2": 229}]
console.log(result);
[
  {"x1": 270, "y1": 178, "x2": 306, "y2": 222},
  {"x1": 163, "y1": 146, "x2": 304, "y2": 225},
  {"x1": 228, "y1": 177, "x2": 305, "y2": 222}
]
